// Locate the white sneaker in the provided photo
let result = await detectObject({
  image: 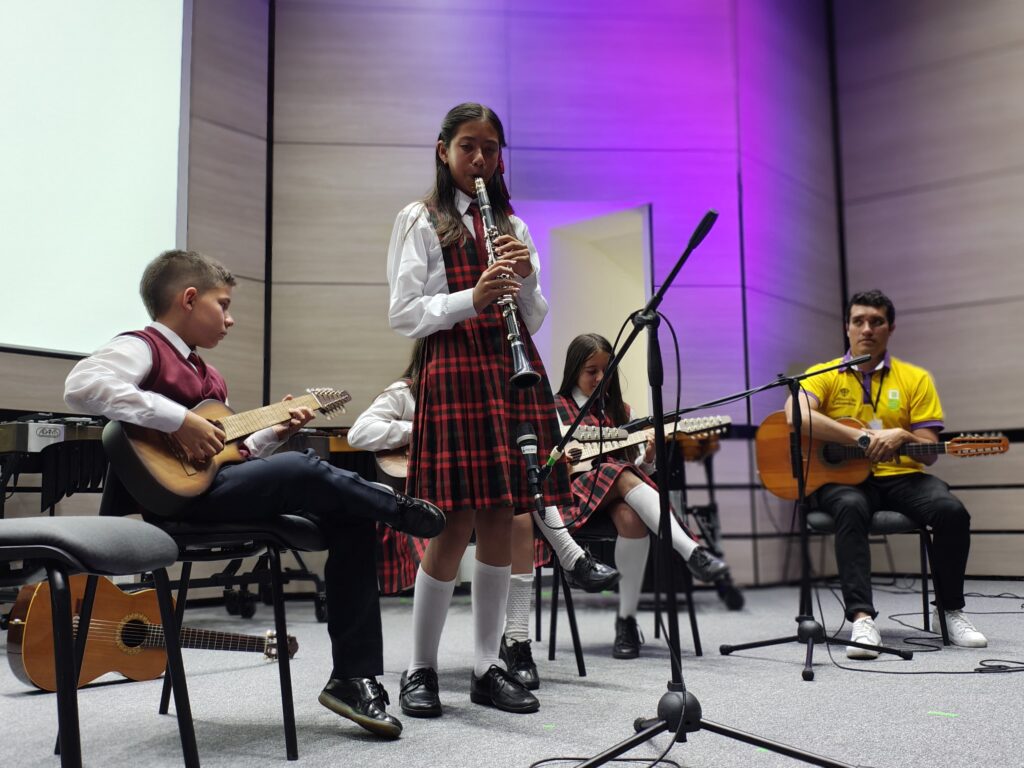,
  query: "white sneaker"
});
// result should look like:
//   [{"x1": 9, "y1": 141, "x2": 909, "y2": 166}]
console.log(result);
[
  {"x1": 846, "y1": 616, "x2": 881, "y2": 659},
  {"x1": 935, "y1": 609, "x2": 988, "y2": 648}
]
